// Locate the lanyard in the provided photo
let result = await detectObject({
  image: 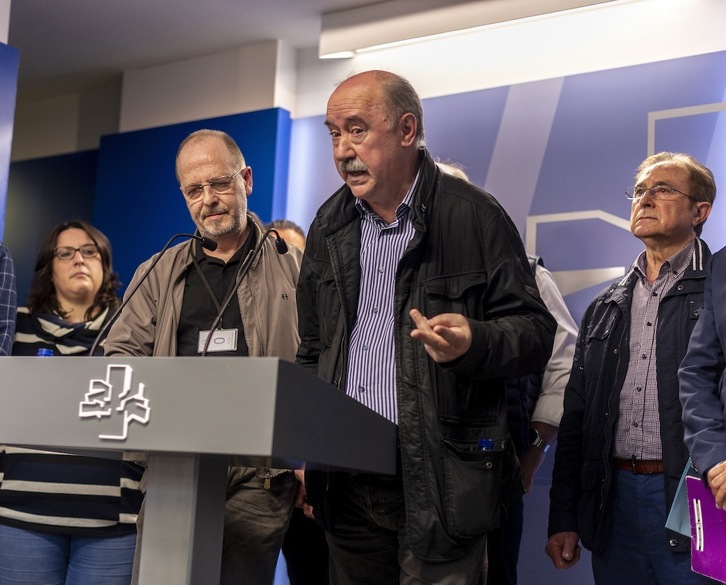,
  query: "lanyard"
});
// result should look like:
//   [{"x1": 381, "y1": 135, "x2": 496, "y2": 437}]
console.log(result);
[{"x1": 190, "y1": 242, "x2": 245, "y2": 329}]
